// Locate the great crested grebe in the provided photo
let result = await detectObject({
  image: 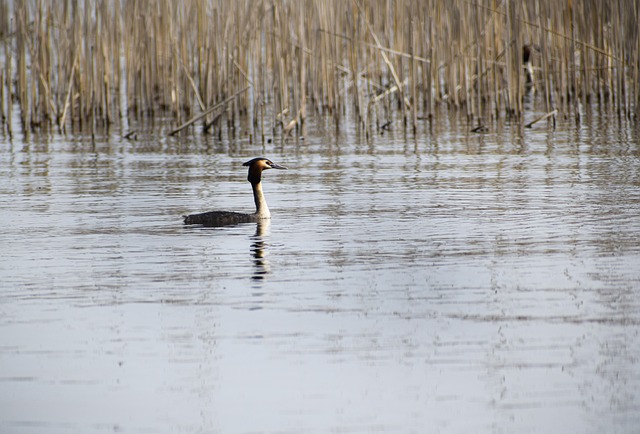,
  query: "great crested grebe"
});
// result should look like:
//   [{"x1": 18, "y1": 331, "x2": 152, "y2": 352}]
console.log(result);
[{"x1": 183, "y1": 157, "x2": 287, "y2": 226}]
